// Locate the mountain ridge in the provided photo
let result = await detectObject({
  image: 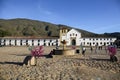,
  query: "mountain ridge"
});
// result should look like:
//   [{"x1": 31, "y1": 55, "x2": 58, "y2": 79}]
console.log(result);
[{"x1": 0, "y1": 18, "x2": 119, "y2": 39}]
